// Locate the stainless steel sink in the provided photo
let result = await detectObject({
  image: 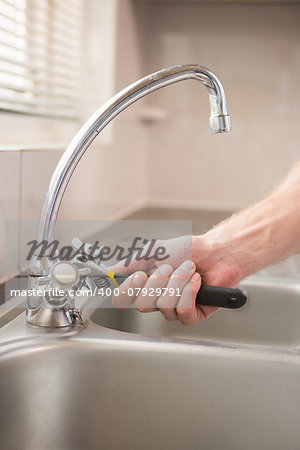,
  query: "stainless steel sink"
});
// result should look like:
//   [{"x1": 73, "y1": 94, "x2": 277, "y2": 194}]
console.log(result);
[
  {"x1": 89, "y1": 276, "x2": 300, "y2": 348},
  {"x1": 0, "y1": 275, "x2": 300, "y2": 450}
]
